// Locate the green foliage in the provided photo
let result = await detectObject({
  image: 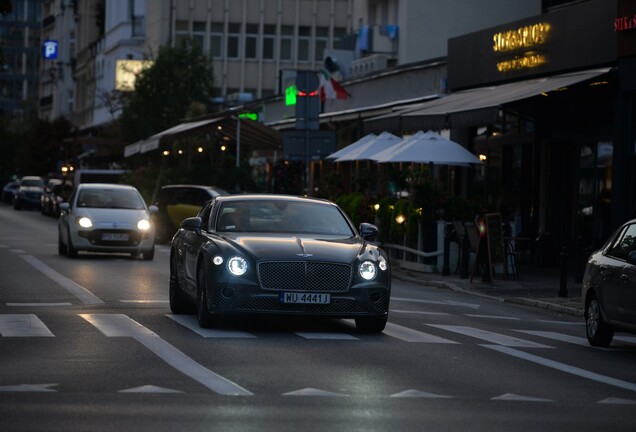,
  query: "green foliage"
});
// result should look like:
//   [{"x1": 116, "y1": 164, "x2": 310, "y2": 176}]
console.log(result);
[
  {"x1": 335, "y1": 192, "x2": 374, "y2": 228},
  {"x1": 119, "y1": 39, "x2": 216, "y2": 143}
]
